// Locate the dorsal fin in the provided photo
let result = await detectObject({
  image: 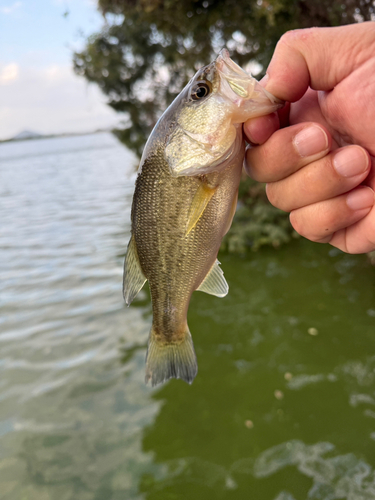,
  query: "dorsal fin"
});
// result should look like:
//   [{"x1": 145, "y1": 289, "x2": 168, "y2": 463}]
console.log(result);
[
  {"x1": 123, "y1": 236, "x2": 147, "y2": 306},
  {"x1": 197, "y1": 259, "x2": 228, "y2": 297},
  {"x1": 186, "y1": 182, "x2": 216, "y2": 236}
]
